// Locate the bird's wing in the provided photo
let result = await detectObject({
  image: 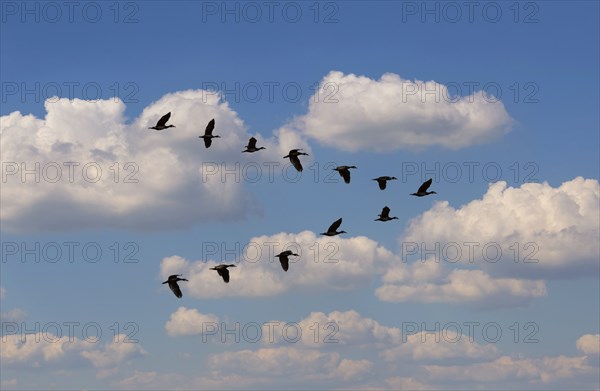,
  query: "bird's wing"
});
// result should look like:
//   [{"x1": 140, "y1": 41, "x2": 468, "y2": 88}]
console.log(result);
[
  {"x1": 340, "y1": 169, "x2": 351, "y2": 184},
  {"x1": 205, "y1": 119, "x2": 215, "y2": 135},
  {"x1": 378, "y1": 179, "x2": 386, "y2": 190},
  {"x1": 381, "y1": 206, "x2": 390, "y2": 218},
  {"x1": 290, "y1": 155, "x2": 303, "y2": 172},
  {"x1": 280, "y1": 256, "x2": 289, "y2": 271},
  {"x1": 168, "y1": 281, "x2": 183, "y2": 298},
  {"x1": 248, "y1": 137, "x2": 257, "y2": 149},
  {"x1": 418, "y1": 178, "x2": 432, "y2": 193},
  {"x1": 157, "y1": 112, "x2": 171, "y2": 127},
  {"x1": 221, "y1": 268, "x2": 230, "y2": 283},
  {"x1": 204, "y1": 137, "x2": 212, "y2": 148},
  {"x1": 328, "y1": 218, "x2": 342, "y2": 232}
]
